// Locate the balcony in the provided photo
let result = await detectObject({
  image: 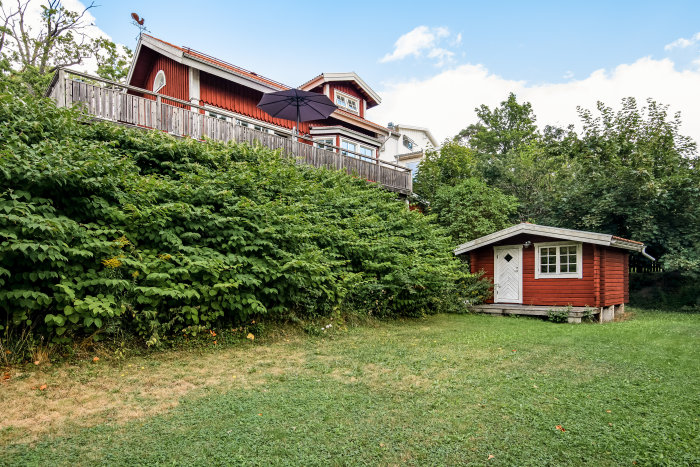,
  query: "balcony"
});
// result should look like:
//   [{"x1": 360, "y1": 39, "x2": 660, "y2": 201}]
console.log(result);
[{"x1": 46, "y1": 70, "x2": 412, "y2": 195}]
